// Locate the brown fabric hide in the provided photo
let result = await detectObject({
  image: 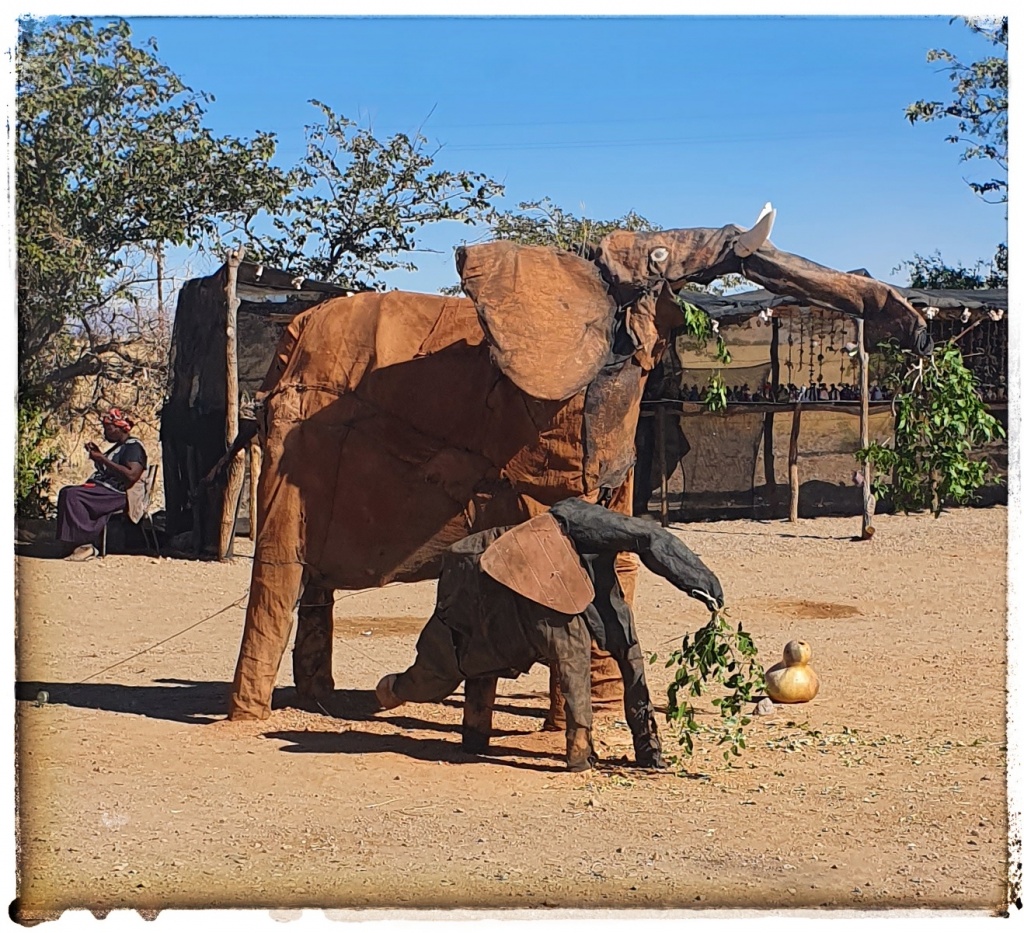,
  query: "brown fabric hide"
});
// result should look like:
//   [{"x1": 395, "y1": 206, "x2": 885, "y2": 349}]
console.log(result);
[
  {"x1": 456, "y1": 242, "x2": 617, "y2": 401},
  {"x1": 249, "y1": 290, "x2": 651, "y2": 589},
  {"x1": 250, "y1": 292, "x2": 572, "y2": 590},
  {"x1": 480, "y1": 512, "x2": 595, "y2": 615},
  {"x1": 582, "y1": 356, "x2": 647, "y2": 493},
  {"x1": 229, "y1": 290, "x2": 641, "y2": 719},
  {"x1": 596, "y1": 227, "x2": 747, "y2": 290},
  {"x1": 737, "y1": 245, "x2": 929, "y2": 350}
]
